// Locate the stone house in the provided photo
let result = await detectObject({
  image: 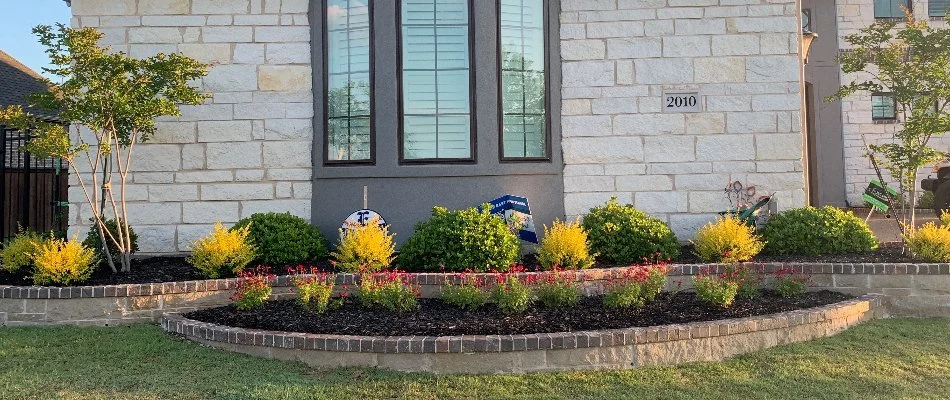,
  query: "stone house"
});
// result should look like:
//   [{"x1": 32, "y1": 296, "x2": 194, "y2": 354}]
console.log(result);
[{"x1": 67, "y1": 0, "x2": 809, "y2": 253}]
